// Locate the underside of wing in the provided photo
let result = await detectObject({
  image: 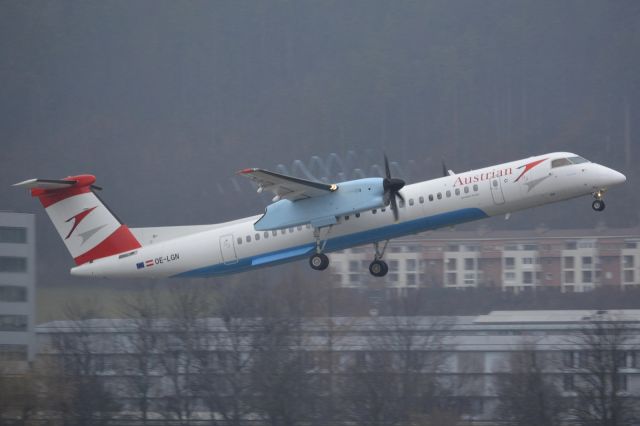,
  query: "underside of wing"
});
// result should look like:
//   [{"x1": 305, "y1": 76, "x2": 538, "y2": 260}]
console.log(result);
[{"x1": 237, "y1": 168, "x2": 337, "y2": 201}]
